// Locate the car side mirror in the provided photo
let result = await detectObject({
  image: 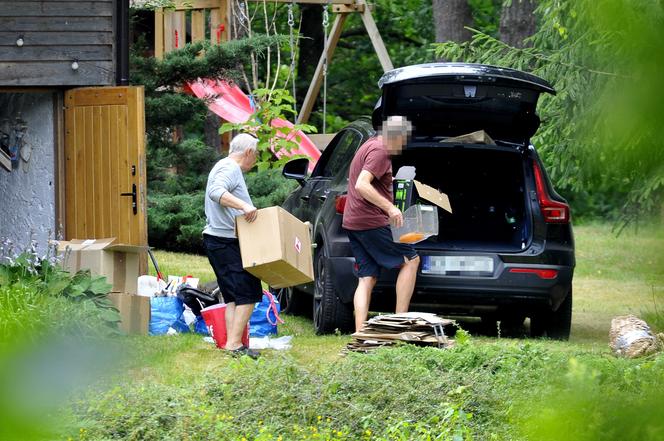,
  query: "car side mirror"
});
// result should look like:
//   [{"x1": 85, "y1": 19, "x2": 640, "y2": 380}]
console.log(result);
[{"x1": 282, "y1": 157, "x2": 309, "y2": 186}]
